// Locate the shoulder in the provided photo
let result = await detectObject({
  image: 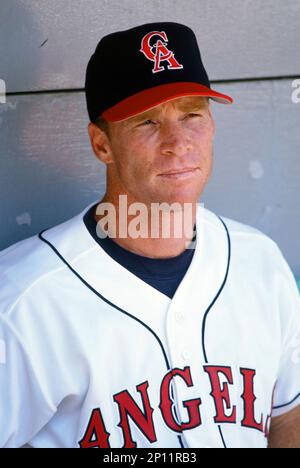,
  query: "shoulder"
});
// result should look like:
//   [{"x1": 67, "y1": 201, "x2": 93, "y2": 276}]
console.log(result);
[
  {"x1": 0, "y1": 204, "x2": 93, "y2": 316},
  {"x1": 203, "y1": 206, "x2": 273, "y2": 240},
  {"x1": 0, "y1": 201, "x2": 99, "y2": 317},
  {"x1": 203, "y1": 205, "x2": 277, "y2": 246},
  {"x1": 202, "y1": 206, "x2": 294, "y2": 283},
  {"x1": 0, "y1": 231, "x2": 64, "y2": 316}
]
